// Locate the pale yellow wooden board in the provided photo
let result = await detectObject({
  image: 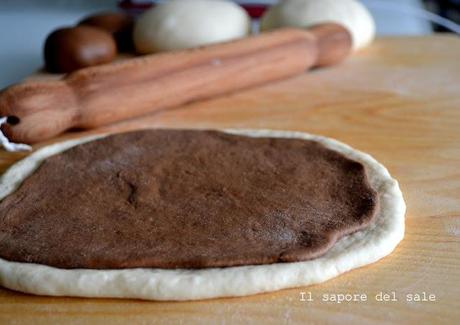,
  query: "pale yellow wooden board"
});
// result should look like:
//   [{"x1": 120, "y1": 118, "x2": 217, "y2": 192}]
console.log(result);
[{"x1": 0, "y1": 36, "x2": 459, "y2": 324}]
